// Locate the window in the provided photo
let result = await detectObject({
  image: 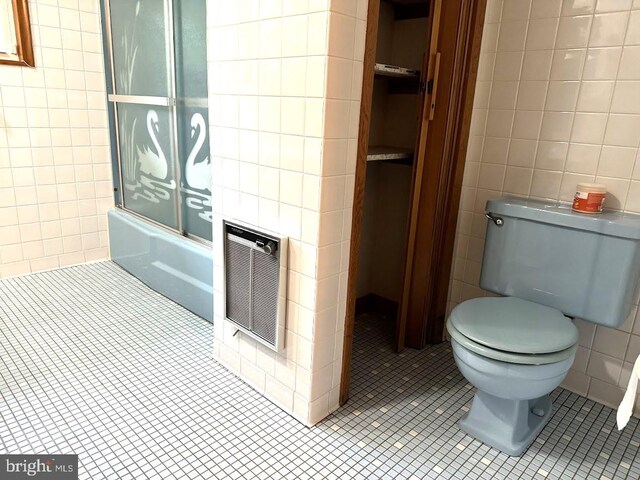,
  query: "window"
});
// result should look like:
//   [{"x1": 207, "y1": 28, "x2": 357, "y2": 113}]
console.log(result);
[{"x1": 0, "y1": 0, "x2": 34, "y2": 67}]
